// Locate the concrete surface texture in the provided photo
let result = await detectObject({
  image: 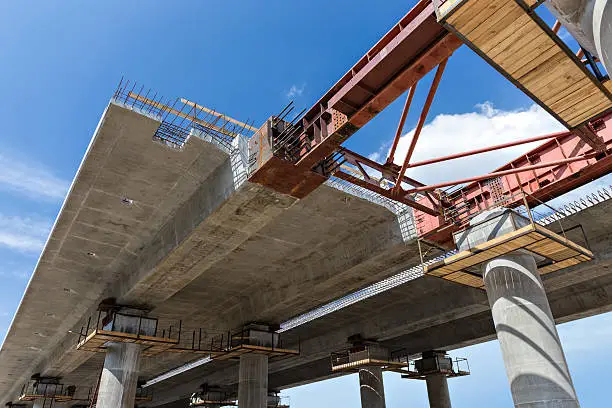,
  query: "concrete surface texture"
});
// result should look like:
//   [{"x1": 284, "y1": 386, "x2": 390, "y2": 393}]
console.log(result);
[
  {"x1": 483, "y1": 253, "x2": 580, "y2": 408},
  {"x1": 0, "y1": 101, "x2": 234, "y2": 399},
  {"x1": 143, "y1": 197, "x2": 612, "y2": 407},
  {"x1": 545, "y1": 0, "x2": 612, "y2": 73},
  {"x1": 358, "y1": 366, "x2": 386, "y2": 408},
  {"x1": 425, "y1": 374, "x2": 452, "y2": 408},
  {"x1": 0, "y1": 101, "x2": 424, "y2": 403},
  {"x1": 1, "y1": 98, "x2": 612, "y2": 407},
  {"x1": 238, "y1": 354, "x2": 268, "y2": 408},
  {"x1": 96, "y1": 342, "x2": 141, "y2": 408}
]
